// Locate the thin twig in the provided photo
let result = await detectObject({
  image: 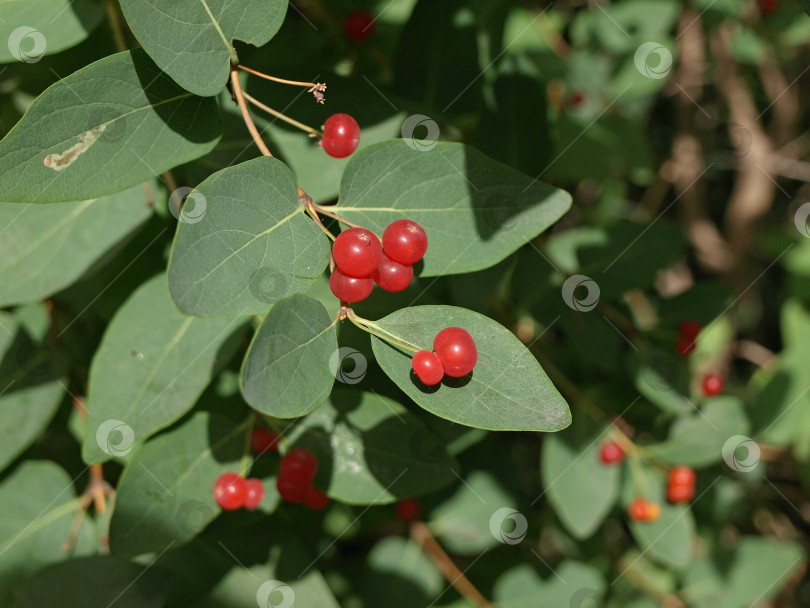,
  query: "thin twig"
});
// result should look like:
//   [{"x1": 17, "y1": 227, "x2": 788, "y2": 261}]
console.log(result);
[
  {"x1": 311, "y1": 204, "x2": 365, "y2": 229},
  {"x1": 243, "y1": 91, "x2": 322, "y2": 136},
  {"x1": 106, "y1": 0, "x2": 127, "y2": 53},
  {"x1": 230, "y1": 67, "x2": 273, "y2": 157},
  {"x1": 237, "y1": 65, "x2": 325, "y2": 90}
]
